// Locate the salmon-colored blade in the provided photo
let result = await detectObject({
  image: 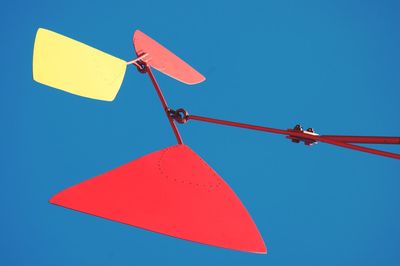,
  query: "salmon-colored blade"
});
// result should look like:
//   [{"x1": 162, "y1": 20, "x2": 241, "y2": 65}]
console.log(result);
[
  {"x1": 50, "y1": 144, "x2": 265, "y2": 253},
  {"x1": 133, "y1": 30, "x2": 205, "y2": 85}
]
